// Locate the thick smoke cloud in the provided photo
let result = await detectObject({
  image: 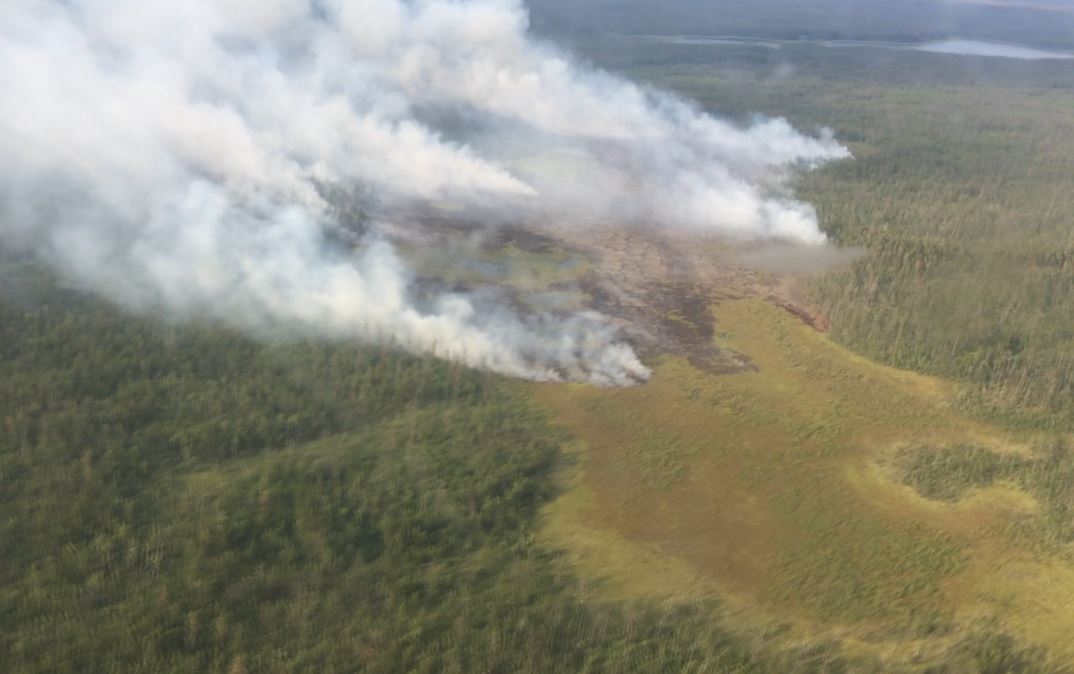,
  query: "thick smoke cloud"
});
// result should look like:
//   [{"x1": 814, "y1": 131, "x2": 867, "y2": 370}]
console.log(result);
[{"x1": 0, "y1": 0, "x2": 847, "y2": 384}]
